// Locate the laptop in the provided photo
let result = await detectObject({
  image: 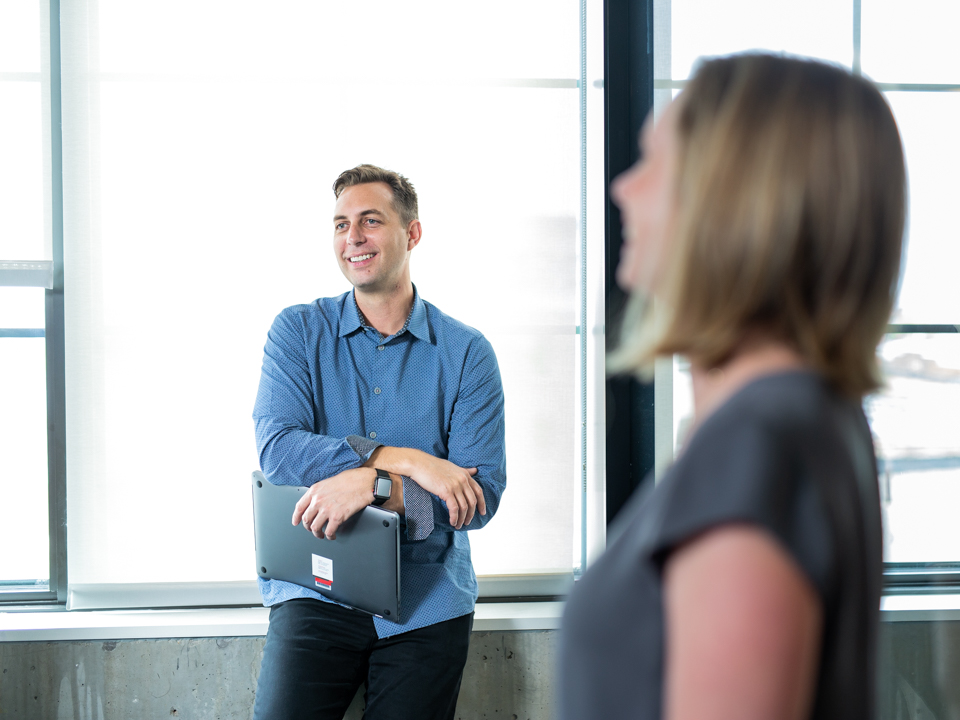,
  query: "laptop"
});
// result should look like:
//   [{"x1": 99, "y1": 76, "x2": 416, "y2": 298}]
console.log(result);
[{"x1": 251, "y1": 470, "x2": 401, "y2": 620}]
